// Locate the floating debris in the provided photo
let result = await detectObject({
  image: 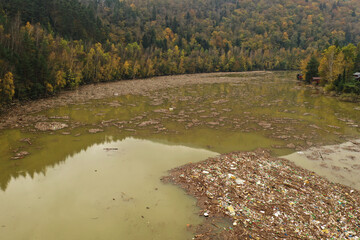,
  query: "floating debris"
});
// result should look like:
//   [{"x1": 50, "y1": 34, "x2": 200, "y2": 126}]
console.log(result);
[
  {"x1": 103, "y1": 148, "x2": 118, "y2": 151},
  {"x1": 163, "y1": 150, "x2": 360, "y2": 239},
  {"x1": 11, "y1": 151, "x2": 29, "y2": 160},
  {"x1": 138, "y1": 120, "x2": 159, "y2": 127},
  {"x1": 49, "y1": 115, "x2": 70, "y2": 120},
  {"x1": 35, "y1": 122, "x2": 68, "y2": 131},
  {"x1": 88, "y1": 128, "x2": 103, "y2": 134},
  {"x1": 20, "y1": 138, "x2": 32, "y2": 145}
]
